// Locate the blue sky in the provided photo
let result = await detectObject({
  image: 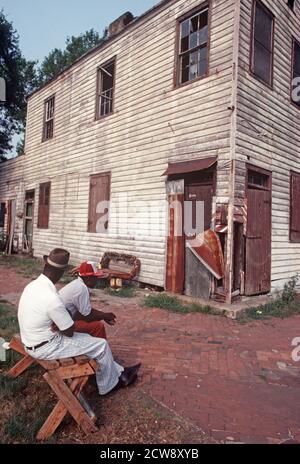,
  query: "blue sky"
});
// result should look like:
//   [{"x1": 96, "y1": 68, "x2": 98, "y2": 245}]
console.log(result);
[{"x1": 1, "y1": 0, "x2": 160, "y2": 62}]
